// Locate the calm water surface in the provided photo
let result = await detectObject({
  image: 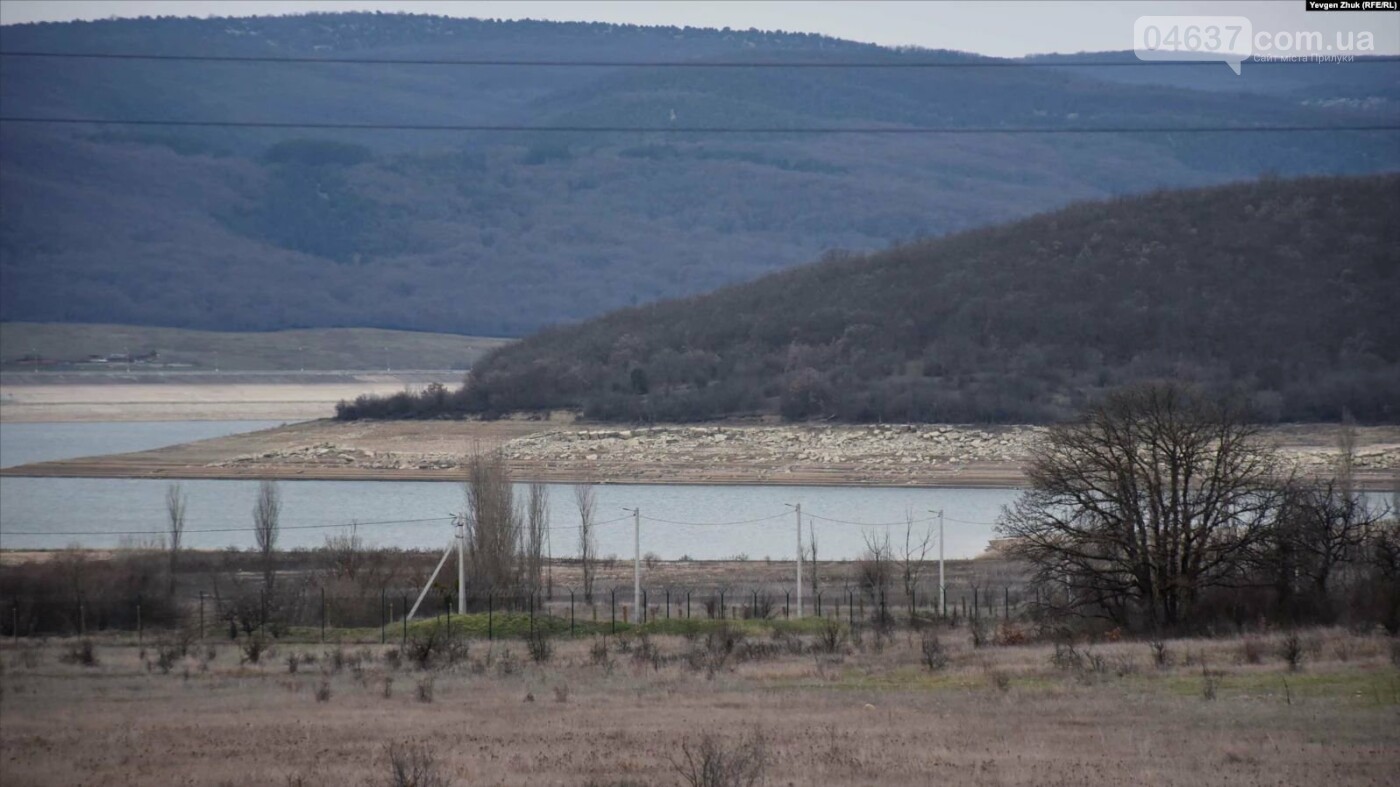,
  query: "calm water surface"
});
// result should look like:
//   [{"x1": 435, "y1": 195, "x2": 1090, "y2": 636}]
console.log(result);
[{"x1": 0, "y1": 421, "x2": 1017, "y2": 559}]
